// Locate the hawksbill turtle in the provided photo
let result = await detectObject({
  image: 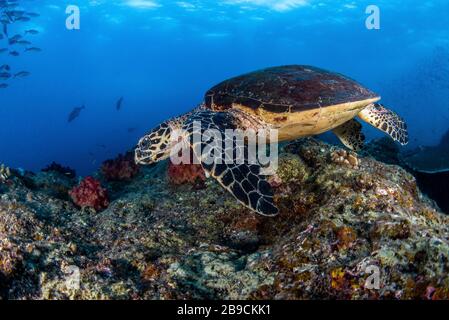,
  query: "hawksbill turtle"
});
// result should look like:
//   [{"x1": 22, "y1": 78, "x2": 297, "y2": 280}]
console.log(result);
[{"x1": 135, "y1": 65, "x2": 408, "y2": 216}]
